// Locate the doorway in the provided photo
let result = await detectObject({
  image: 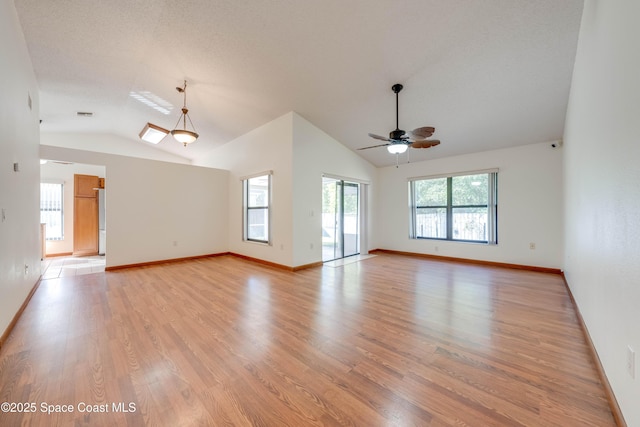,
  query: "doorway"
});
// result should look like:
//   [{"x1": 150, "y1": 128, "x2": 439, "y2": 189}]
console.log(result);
[
  {"x1": 40, "y1": 161, "x2": 106, "y2": 261},
  {"x1": 322, "y1": 177, "x2": 359, "y2": 262}
]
